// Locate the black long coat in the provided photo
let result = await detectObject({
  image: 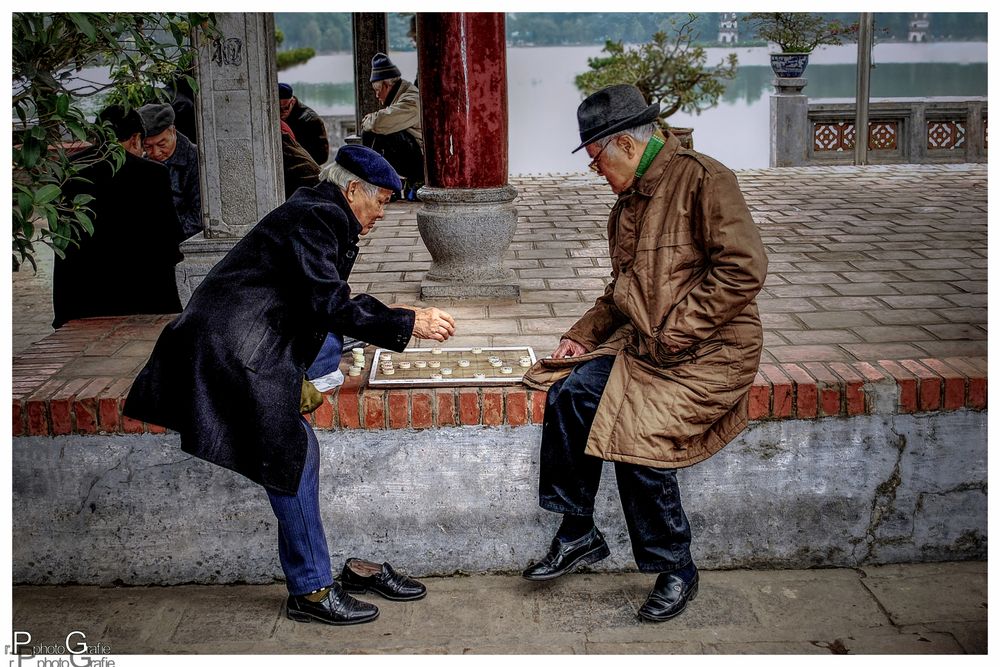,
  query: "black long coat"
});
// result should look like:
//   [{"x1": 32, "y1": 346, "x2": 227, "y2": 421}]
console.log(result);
[
  {"x1": 124, "y1": 182, "x2": 414, "y2": 494},
  {"x1": 53, "y1": 148, "x2": 182, "y2": 328}
]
